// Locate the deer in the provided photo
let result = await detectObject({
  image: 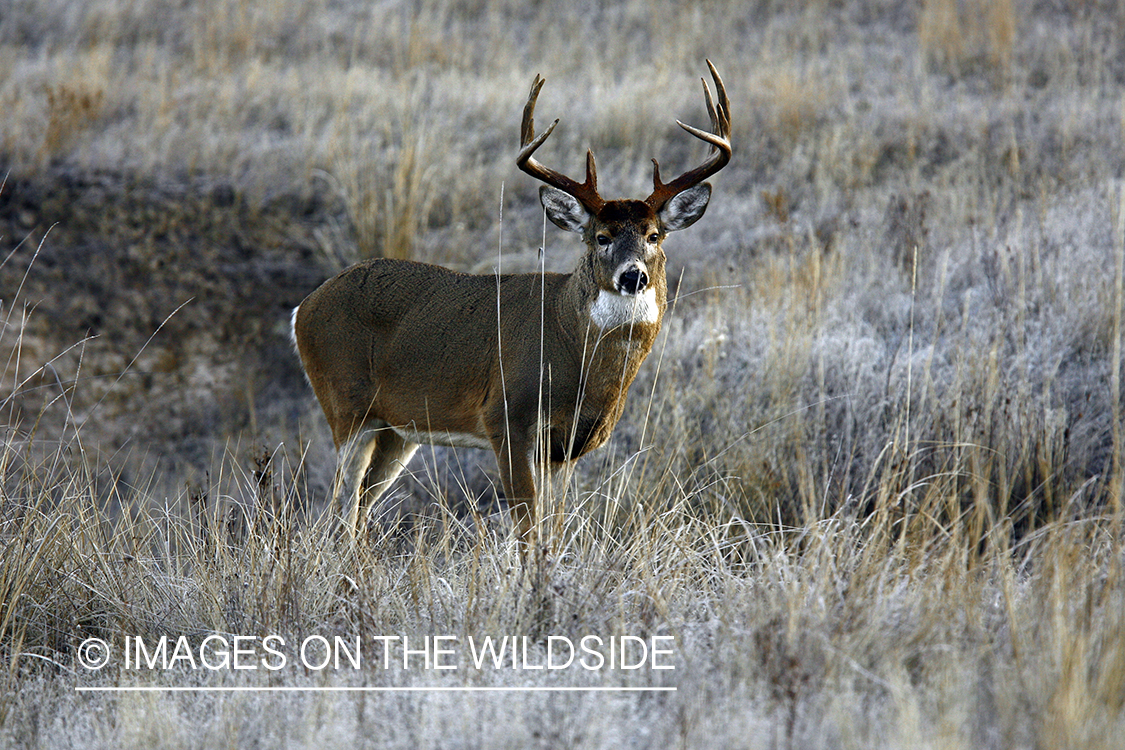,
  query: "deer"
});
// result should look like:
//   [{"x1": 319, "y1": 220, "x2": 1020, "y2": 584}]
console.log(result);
[{"x1": 291, "y1": 61, "x2": 731, "y2": 549}]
